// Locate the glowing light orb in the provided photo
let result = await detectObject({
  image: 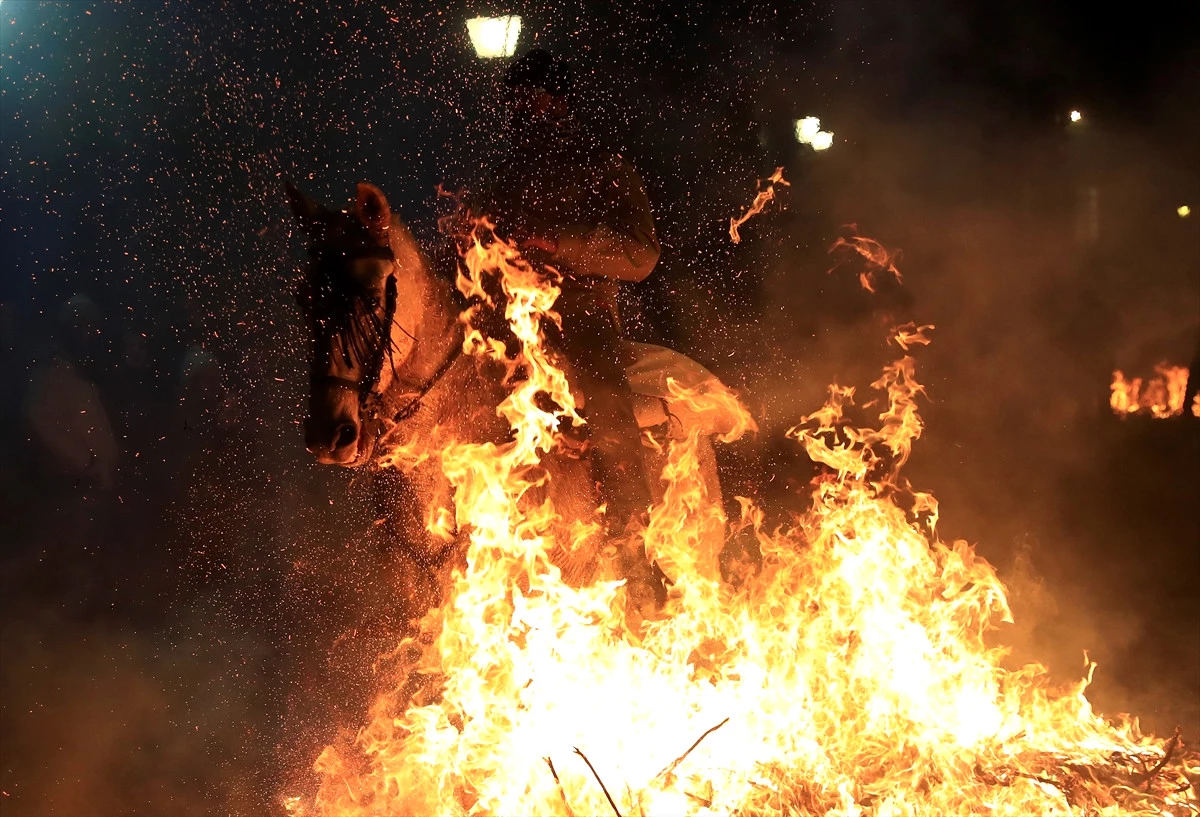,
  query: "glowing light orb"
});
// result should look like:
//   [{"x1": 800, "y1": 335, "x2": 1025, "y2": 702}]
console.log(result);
[
  {"x1": 795, "y1": 116, "x2": 834, "y2": 151},
  {"x1": 466, "y1": 15, "x2": 522, "y2": 59},
  {"x1": 1178, "y1": 204, "x2": 1191, "y2": 218},
  {"x1": 1069, "y1": 109, "x2": 1083, "y2": 123}
]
